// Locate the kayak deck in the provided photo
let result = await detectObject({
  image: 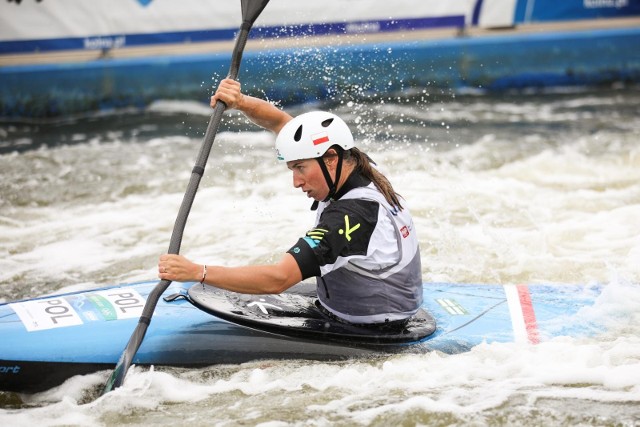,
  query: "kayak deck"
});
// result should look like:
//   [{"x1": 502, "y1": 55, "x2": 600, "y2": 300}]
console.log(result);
[{"x1": 187, "y1": 282, "x2": 437, "y2": 345}]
